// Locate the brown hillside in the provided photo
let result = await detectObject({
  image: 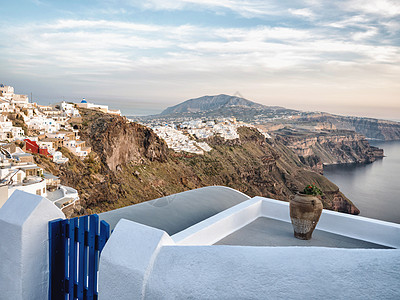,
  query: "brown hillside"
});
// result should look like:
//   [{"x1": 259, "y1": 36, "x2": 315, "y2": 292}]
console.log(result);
[{"x1": 35, "y1": 109, "x2": 359, "y2": 217}]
